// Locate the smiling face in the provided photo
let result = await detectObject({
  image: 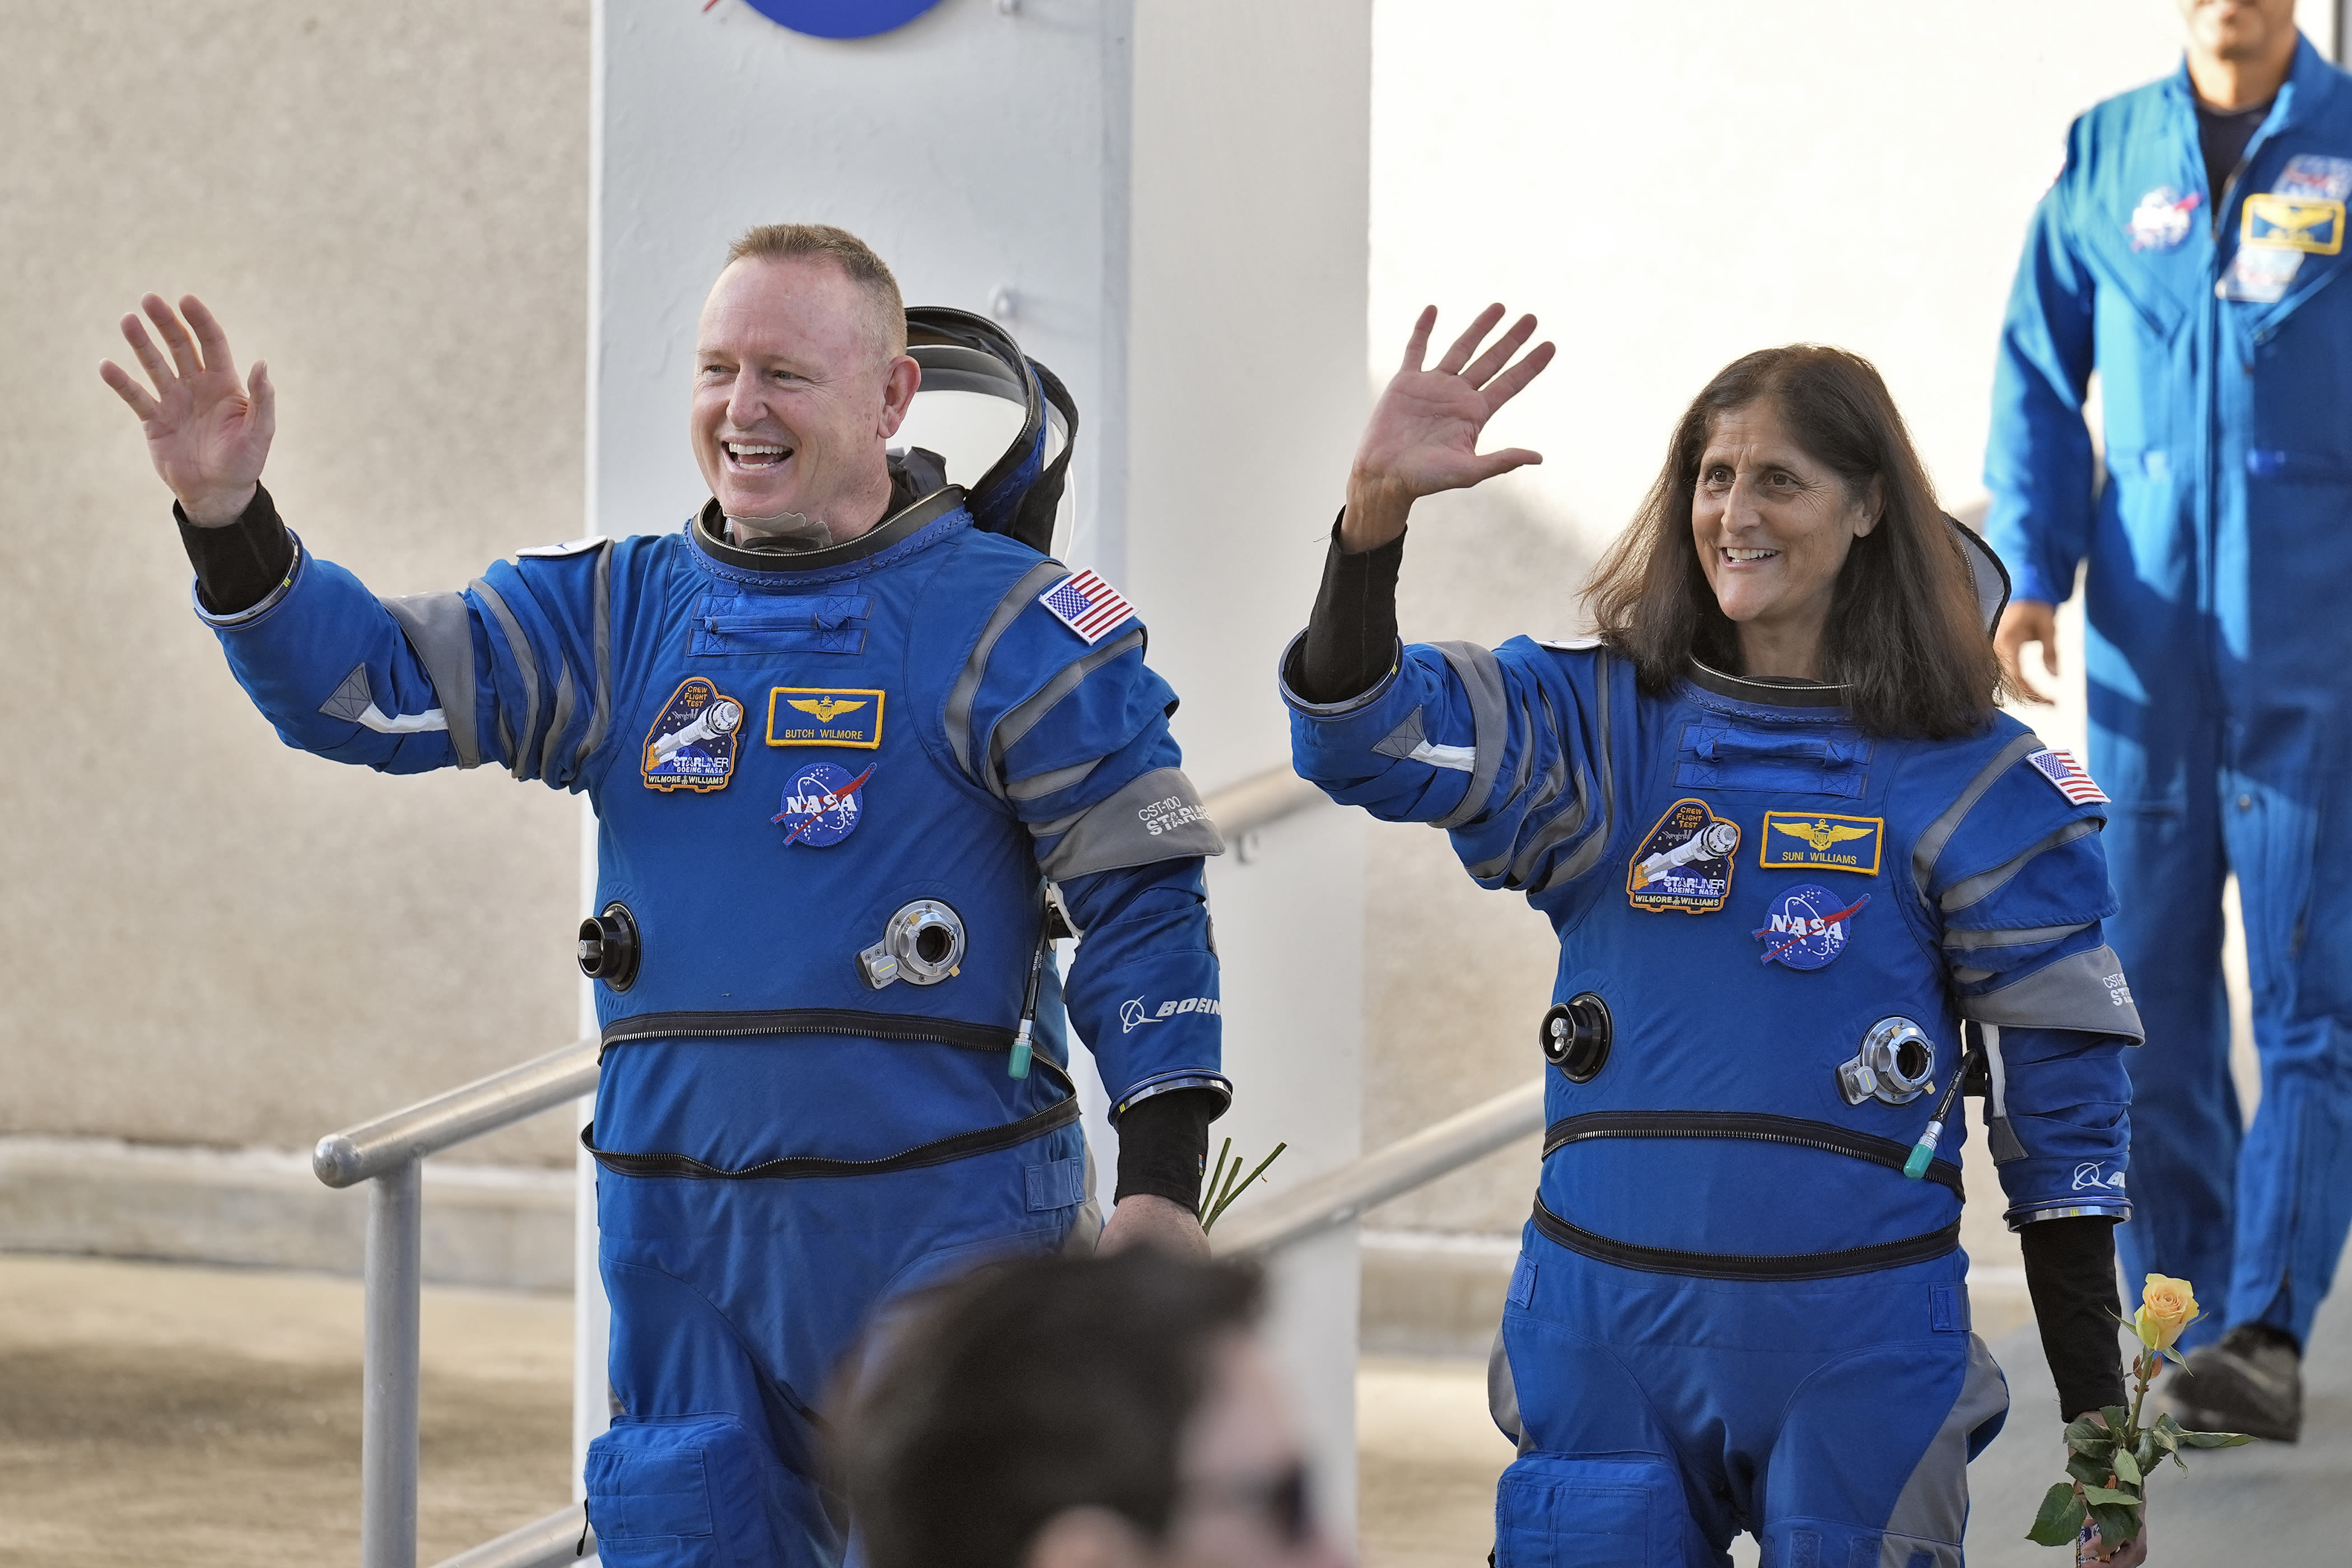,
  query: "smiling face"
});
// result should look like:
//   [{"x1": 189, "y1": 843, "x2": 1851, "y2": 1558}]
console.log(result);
[
  {"x1": 1691, "y1": 397, "x2": 1880, "y2": 677},
  {"x1": 690, "y1": 255, "x2": 917, "y2": 538}
]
